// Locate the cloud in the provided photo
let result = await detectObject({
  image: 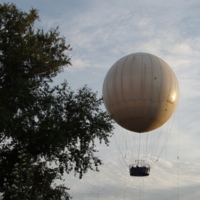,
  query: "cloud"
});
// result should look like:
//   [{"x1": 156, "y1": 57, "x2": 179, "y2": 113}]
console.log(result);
[
  {"x1": 69, "y1": 57, "x2": 89, "y2": 70},
  {"x1": 65, "y1": 145, "x2": 200, "y2": 199}
]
